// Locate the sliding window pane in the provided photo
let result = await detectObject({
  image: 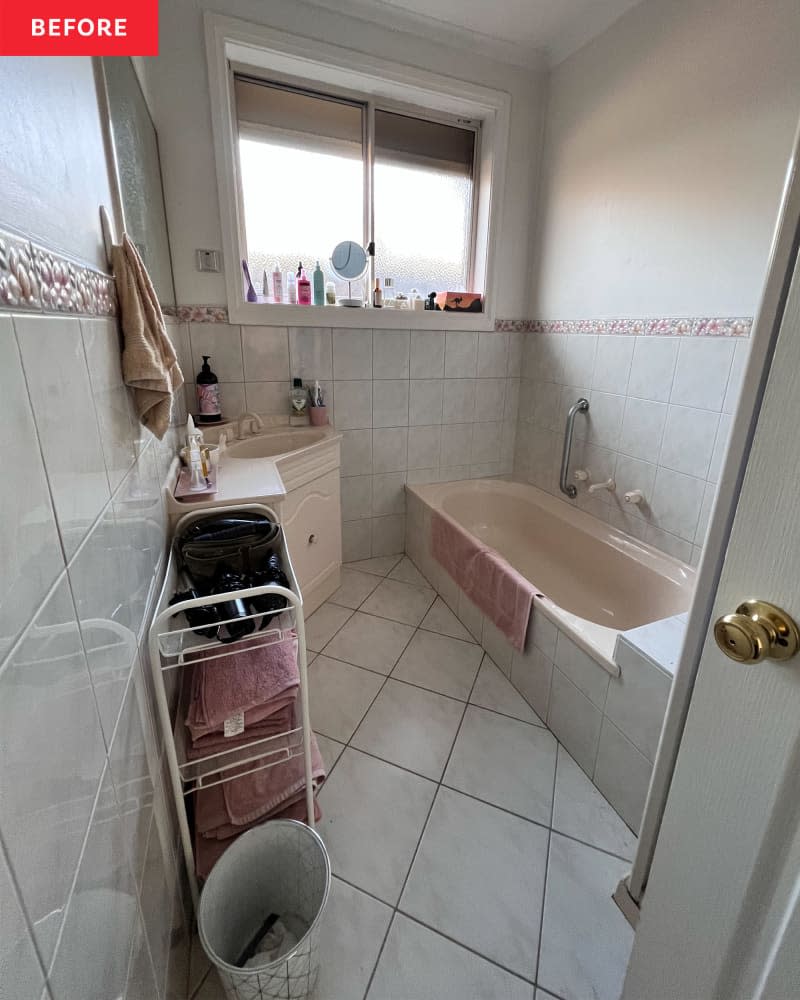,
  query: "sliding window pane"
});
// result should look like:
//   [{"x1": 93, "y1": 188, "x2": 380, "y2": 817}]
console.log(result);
[{"x1": 235, "y1": 78, "x2": 364, "y2": 299}]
